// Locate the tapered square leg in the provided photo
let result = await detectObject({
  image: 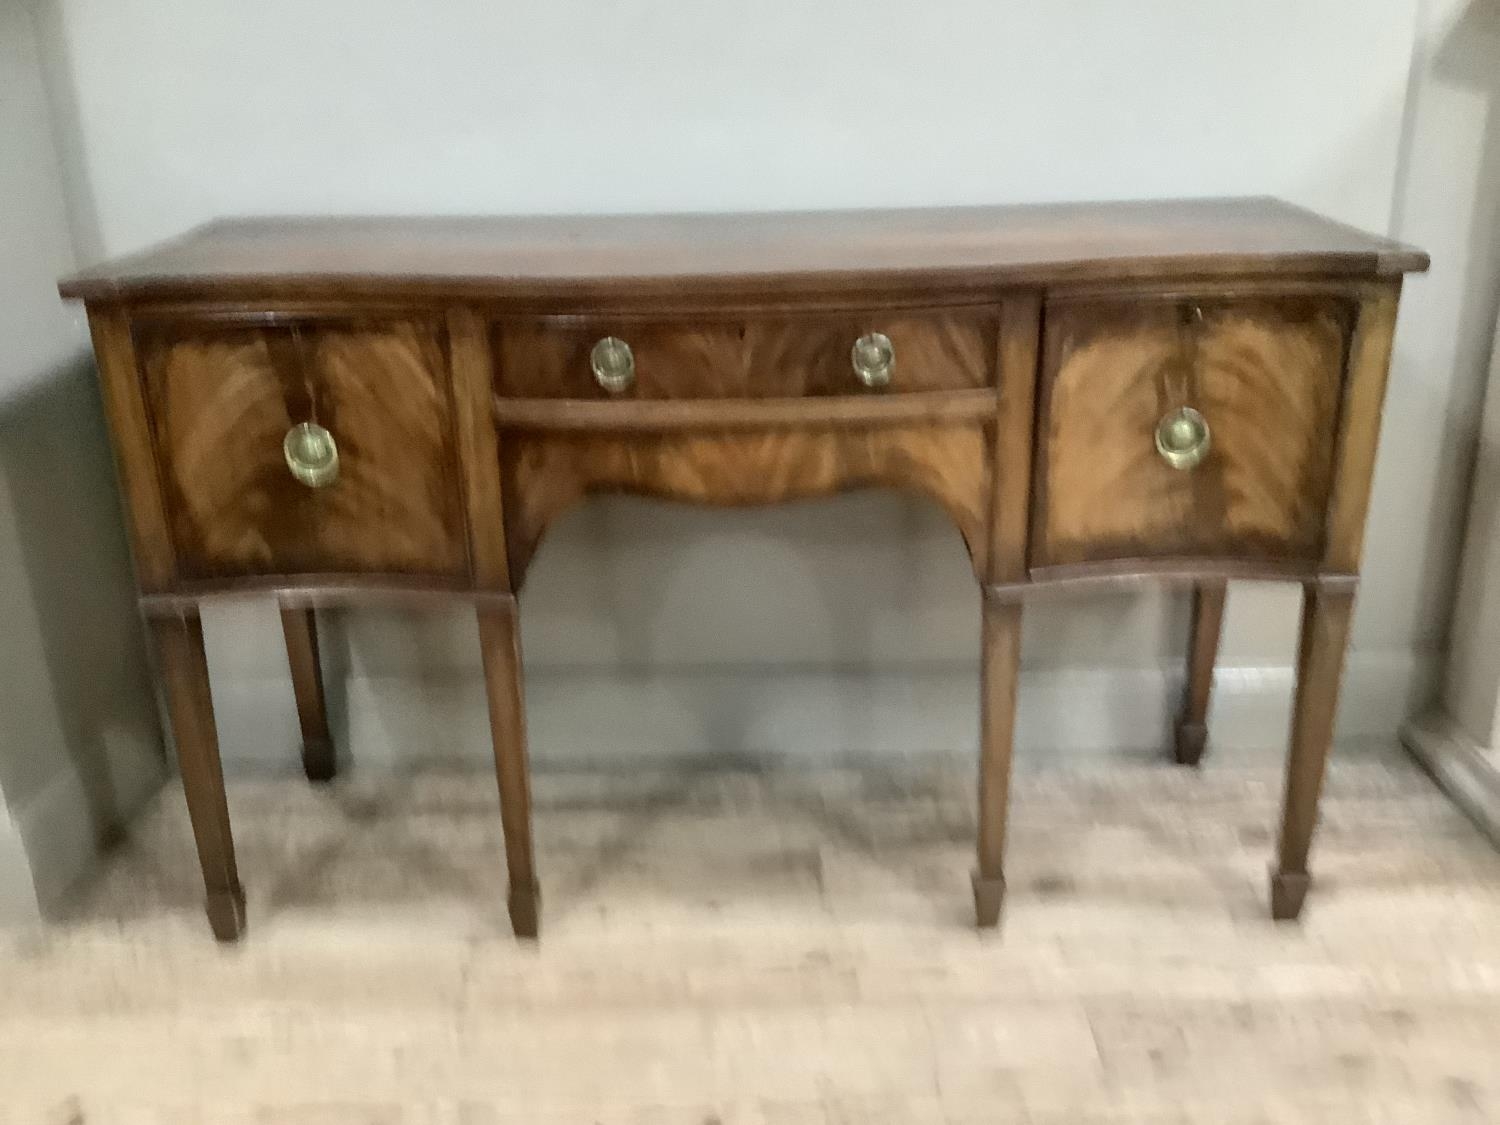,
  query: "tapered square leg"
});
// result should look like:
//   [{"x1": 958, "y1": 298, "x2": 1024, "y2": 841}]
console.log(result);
[
  {"x1": 508, "y1": 881, "x2": 540, "y2": 938},
  {"x1": 151, "y1": 612, "x2": 246, "y2": 943},
  {"x1": 974, "y1": 595, "x2": 1022, "y2": 929},
  {"x1": 1174, "y1": 582, "x2": 1226, "y2": 766},
  {"x1": 478, "y1": 599, "x2": 540, "y2": 940},
  {"x1": 1270, "y1": 585, "x2": 1353, "y2": 922},
  {"x1": 205, "y1": 885, "x2": 248, "y2": 942},
  {"x1": 280, "y1": 604, "x2": 335, "y2": 782},
  {"x1": 1269, "y1": 868, "x2": 1311, "y2": 921},
  {"x1": 972, "y1": 871, "x2": 1006, "y2": 928}
]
